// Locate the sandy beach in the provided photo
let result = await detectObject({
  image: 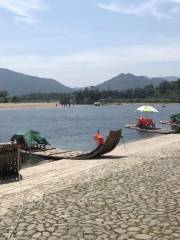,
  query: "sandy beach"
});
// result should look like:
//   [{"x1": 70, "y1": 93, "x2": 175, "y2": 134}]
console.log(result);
[
  {"x1": 0, "y1": 103, "x2": 59, "y2": 110},
  {"x1": 0, "y1": 134, "x2": 180, "y2": 239}
]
